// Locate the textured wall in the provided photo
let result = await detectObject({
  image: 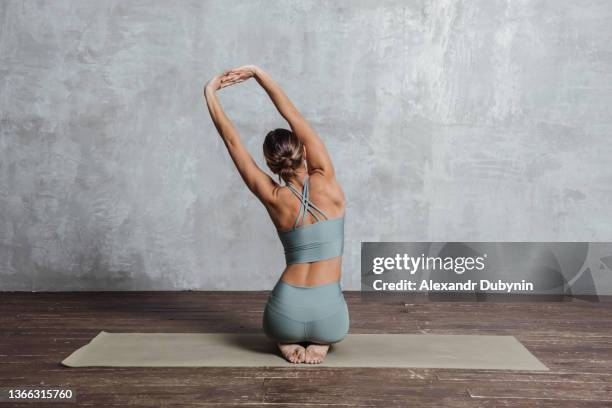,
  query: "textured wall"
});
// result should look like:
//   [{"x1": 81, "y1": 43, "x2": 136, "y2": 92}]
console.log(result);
[{"x1": 1, "y1": 0, "x2": 611, "y2": 291}]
